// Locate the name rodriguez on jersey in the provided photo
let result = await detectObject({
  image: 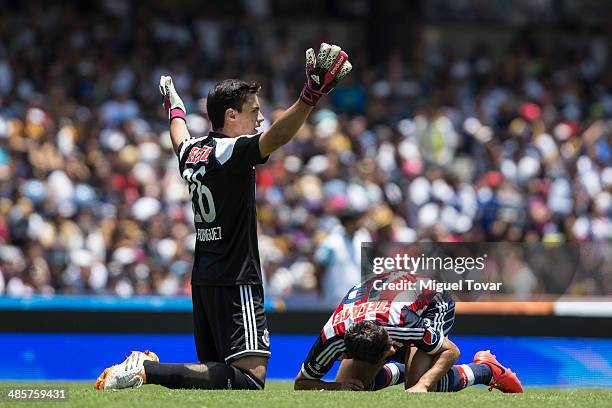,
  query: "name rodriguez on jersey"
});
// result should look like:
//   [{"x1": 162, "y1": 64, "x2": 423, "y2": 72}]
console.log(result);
[{"x1": 197, "y1": 226, "x2": 223, "y2": 242}]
